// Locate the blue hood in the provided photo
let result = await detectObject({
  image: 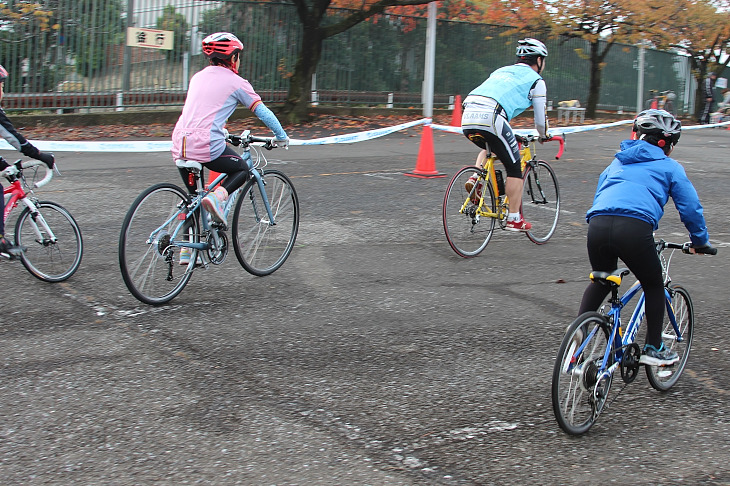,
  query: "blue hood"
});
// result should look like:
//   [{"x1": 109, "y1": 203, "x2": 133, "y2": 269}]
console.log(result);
[
  {"x1": 586, "y1": 139, "x2": 709, "y2": 246},
  {"x1": 615, "y1": 139, "x2": 668, "y2": 165}
]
